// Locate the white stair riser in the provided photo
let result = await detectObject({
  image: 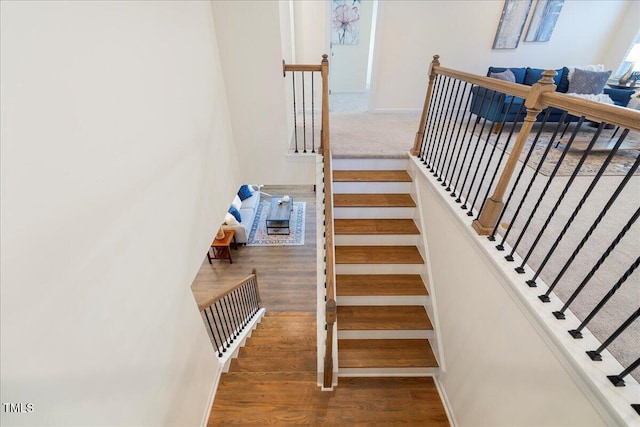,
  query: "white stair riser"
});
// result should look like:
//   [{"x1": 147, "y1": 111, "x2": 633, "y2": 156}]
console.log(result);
[
  {"x1": 336, "y1": 264, "x2": 424, "y2": 275},
  {"x1": 332, "y1": 158, "x2": 408, "y2": 171},
  {"x1": 334, "y1": 207, "x2": 415, "y2": 219},
  {"x1": 338, "y1": 330, "x2": 434, "y2": 340},
  {"x1": 337, "y1": 295, "x2": 429, "y2": 306},
  {"x1": 337, "y1": 367, "x2": 439, "y2": 377},
  {"x1": 333, "y1": 182, "x2": 412, "y2": 194},
  {"x1": 335, "y1": 234, "x2": 419, "y2": 246}
]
